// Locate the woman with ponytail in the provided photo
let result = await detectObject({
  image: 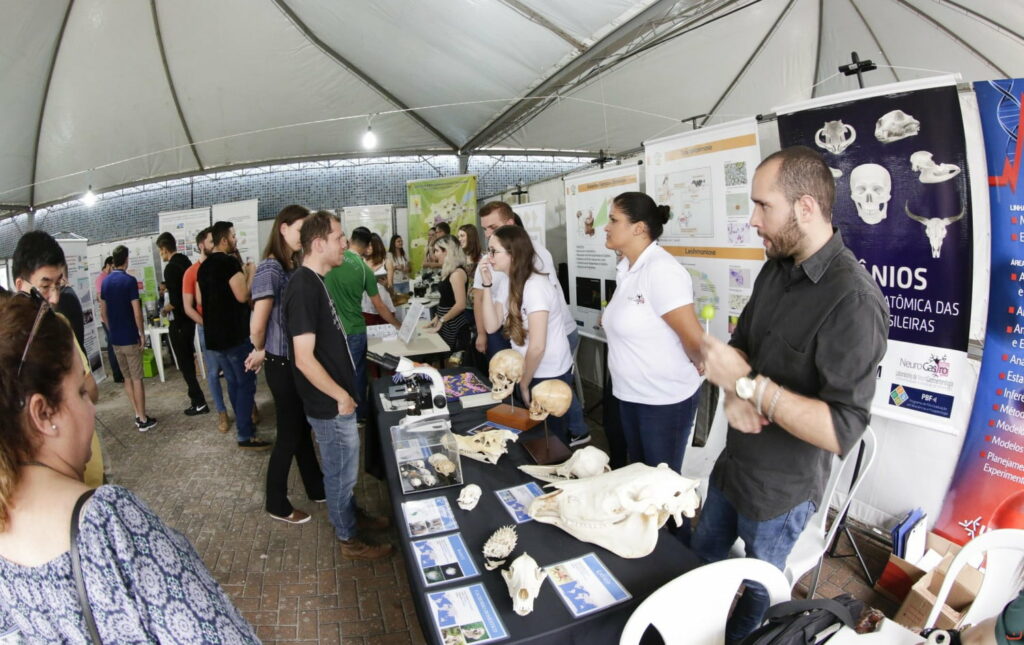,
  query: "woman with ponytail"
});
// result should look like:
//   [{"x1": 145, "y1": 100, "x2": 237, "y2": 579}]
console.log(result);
[{"x1": 602, "y1": 191, "x2": 703, "y2": 479}]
